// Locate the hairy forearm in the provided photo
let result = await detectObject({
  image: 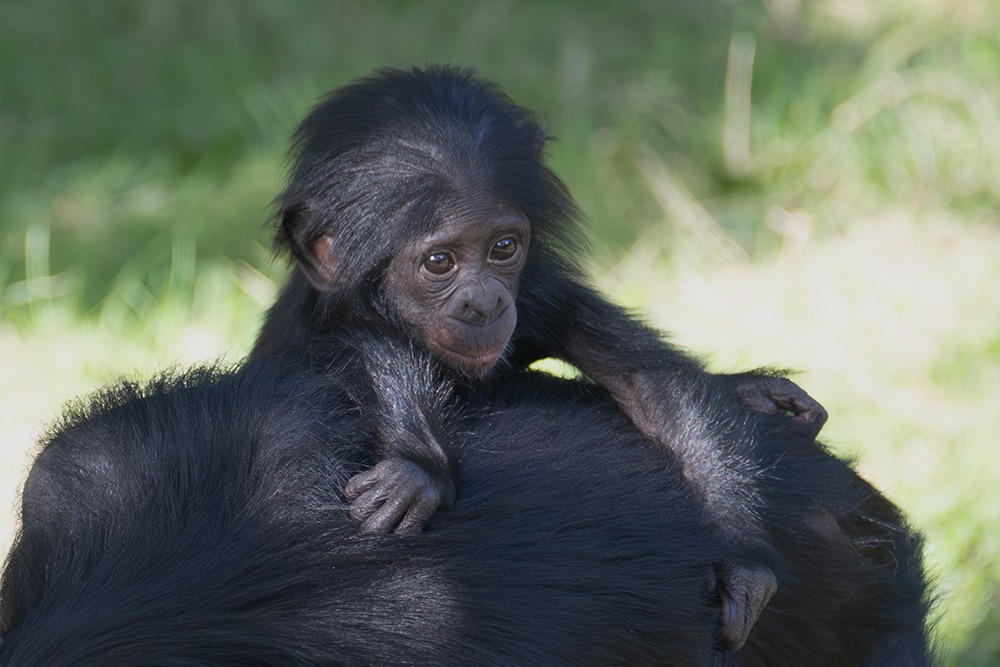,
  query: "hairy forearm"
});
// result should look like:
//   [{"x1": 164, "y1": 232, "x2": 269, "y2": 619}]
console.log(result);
[
  {"x1": 516, "y1": 272, "x2": 705, "y2": 403},
  {"x1": 360, "y1": 338, "x2": 459, "y2": 482}
]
